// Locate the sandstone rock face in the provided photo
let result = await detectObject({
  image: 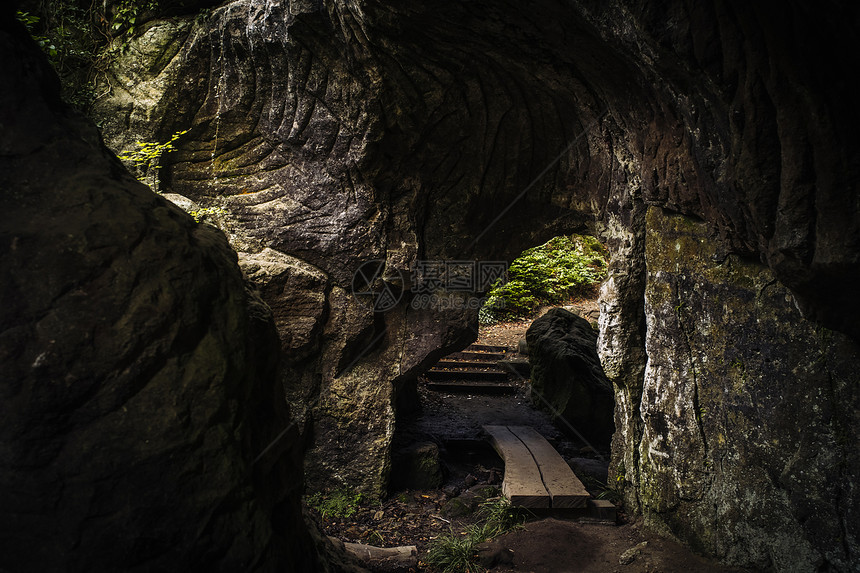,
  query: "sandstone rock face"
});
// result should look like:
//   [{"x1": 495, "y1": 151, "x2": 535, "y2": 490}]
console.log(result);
[
  {"x1": 0, "y1": 19, "x2": 329, "y2": 572},
  {"x1": 630, "y1": 207, "x2": 860, "y2": 571},
  {"x1": 86, "y1": 0, "x2": 860, "y2": 569},
  {"x1": 526, "y1": 308, "x2": 614, "y2": 445}
]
